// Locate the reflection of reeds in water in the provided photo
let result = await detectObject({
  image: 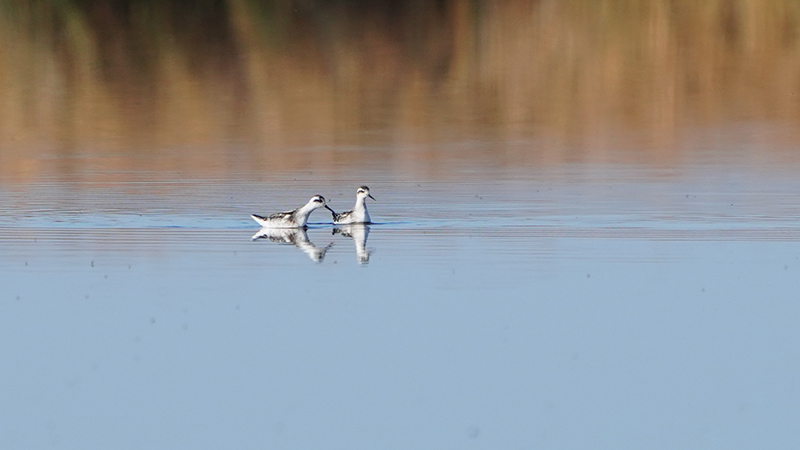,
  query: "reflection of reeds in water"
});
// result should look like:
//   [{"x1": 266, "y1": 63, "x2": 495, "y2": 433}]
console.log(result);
[{"x1": 3, "y1": 0, "x2": 800, "y2": 182}]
